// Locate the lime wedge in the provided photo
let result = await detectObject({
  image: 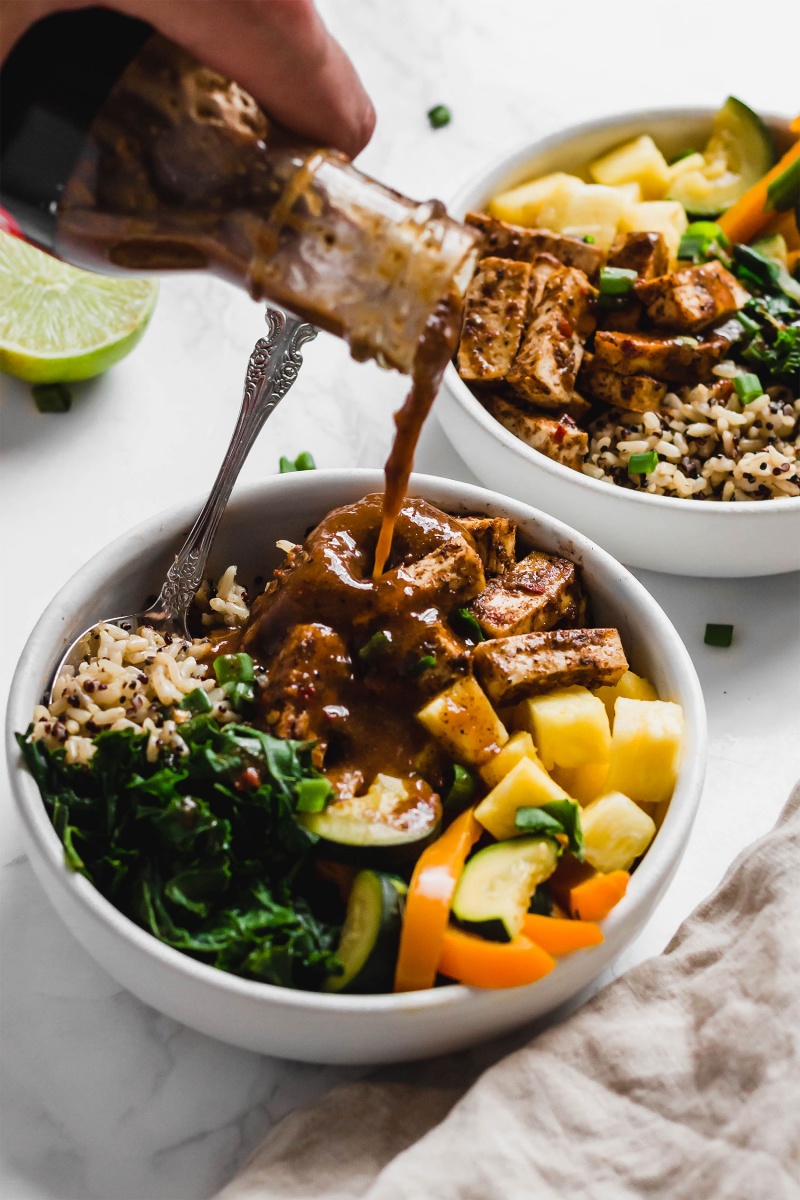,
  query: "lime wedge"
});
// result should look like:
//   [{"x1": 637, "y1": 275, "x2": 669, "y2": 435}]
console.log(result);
[{"x1": 0, "y1": 231, "x2": 158, "y2": 383}]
